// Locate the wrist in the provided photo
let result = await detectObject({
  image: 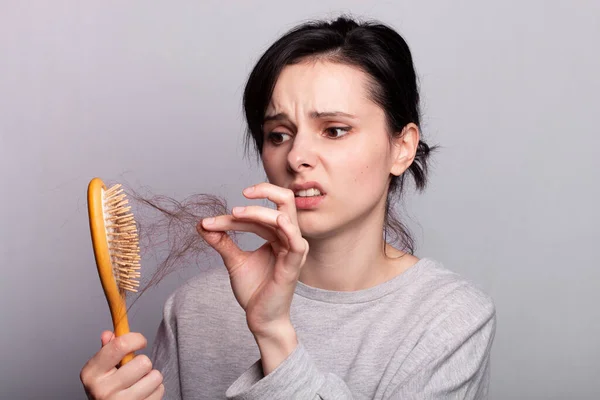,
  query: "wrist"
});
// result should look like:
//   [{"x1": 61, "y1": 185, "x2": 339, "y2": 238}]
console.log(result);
[{"x1": 253, "y1": 321, "x2": 298, "y2": 375}]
